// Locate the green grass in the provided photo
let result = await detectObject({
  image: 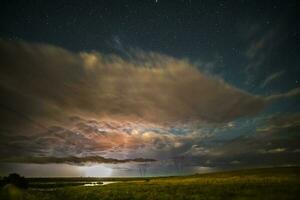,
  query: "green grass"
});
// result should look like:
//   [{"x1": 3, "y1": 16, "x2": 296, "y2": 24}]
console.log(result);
[{"x1": 1, "y1": 166, "x2": 300, "y2": 200}]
